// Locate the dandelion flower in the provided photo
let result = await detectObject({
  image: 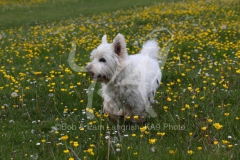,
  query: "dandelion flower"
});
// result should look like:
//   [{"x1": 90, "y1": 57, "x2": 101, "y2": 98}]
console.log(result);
[
  {"x1": 213, "y1": 123, "x2": 223, "y2": 130},
  {"x1": 11, "y1": 92, "x2": 18, "y2": 98},
  {"x1": 149, "y1": 138, "x2": 157, "y2": 144},
  {"x1": 201, "y1": 126, "x2": 207, "y2": 131},
  {"x1": 157, "y1": 132, "x2": 165, "y2": 137},
  {"x1": 222, "y1": 140, "x2": 228, "y2": 144},
  {"x1": 213, "y1": 141, "x2": 218, "y2": 145},
  {"x1": 140, "y1": 126, "x2": 147, "y2": 132},
  {"x1": 169, "y1": 150, "x2": 175, "y2": 154},
  {"x1": 228, "y1": 144, "x2": 233, "y2": 148},
  {"x1": 207, "y1": 118, "x2": 212, "y2": 123},
  {"x1": 133, "y1": 115, "x2": 139, "y2": 120},
  {"x1": 63, "y1": 149, "x2": 69, "y2": 153},
  {"x1": 224, "y1": 113, "x2": 229, "y2": 116},
  {"x1": 61, "y1": 135, "x2": 69, "y2": 141},
  {"x1": 187, "y1": 150, "x2": 194, "y2": 154}
]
